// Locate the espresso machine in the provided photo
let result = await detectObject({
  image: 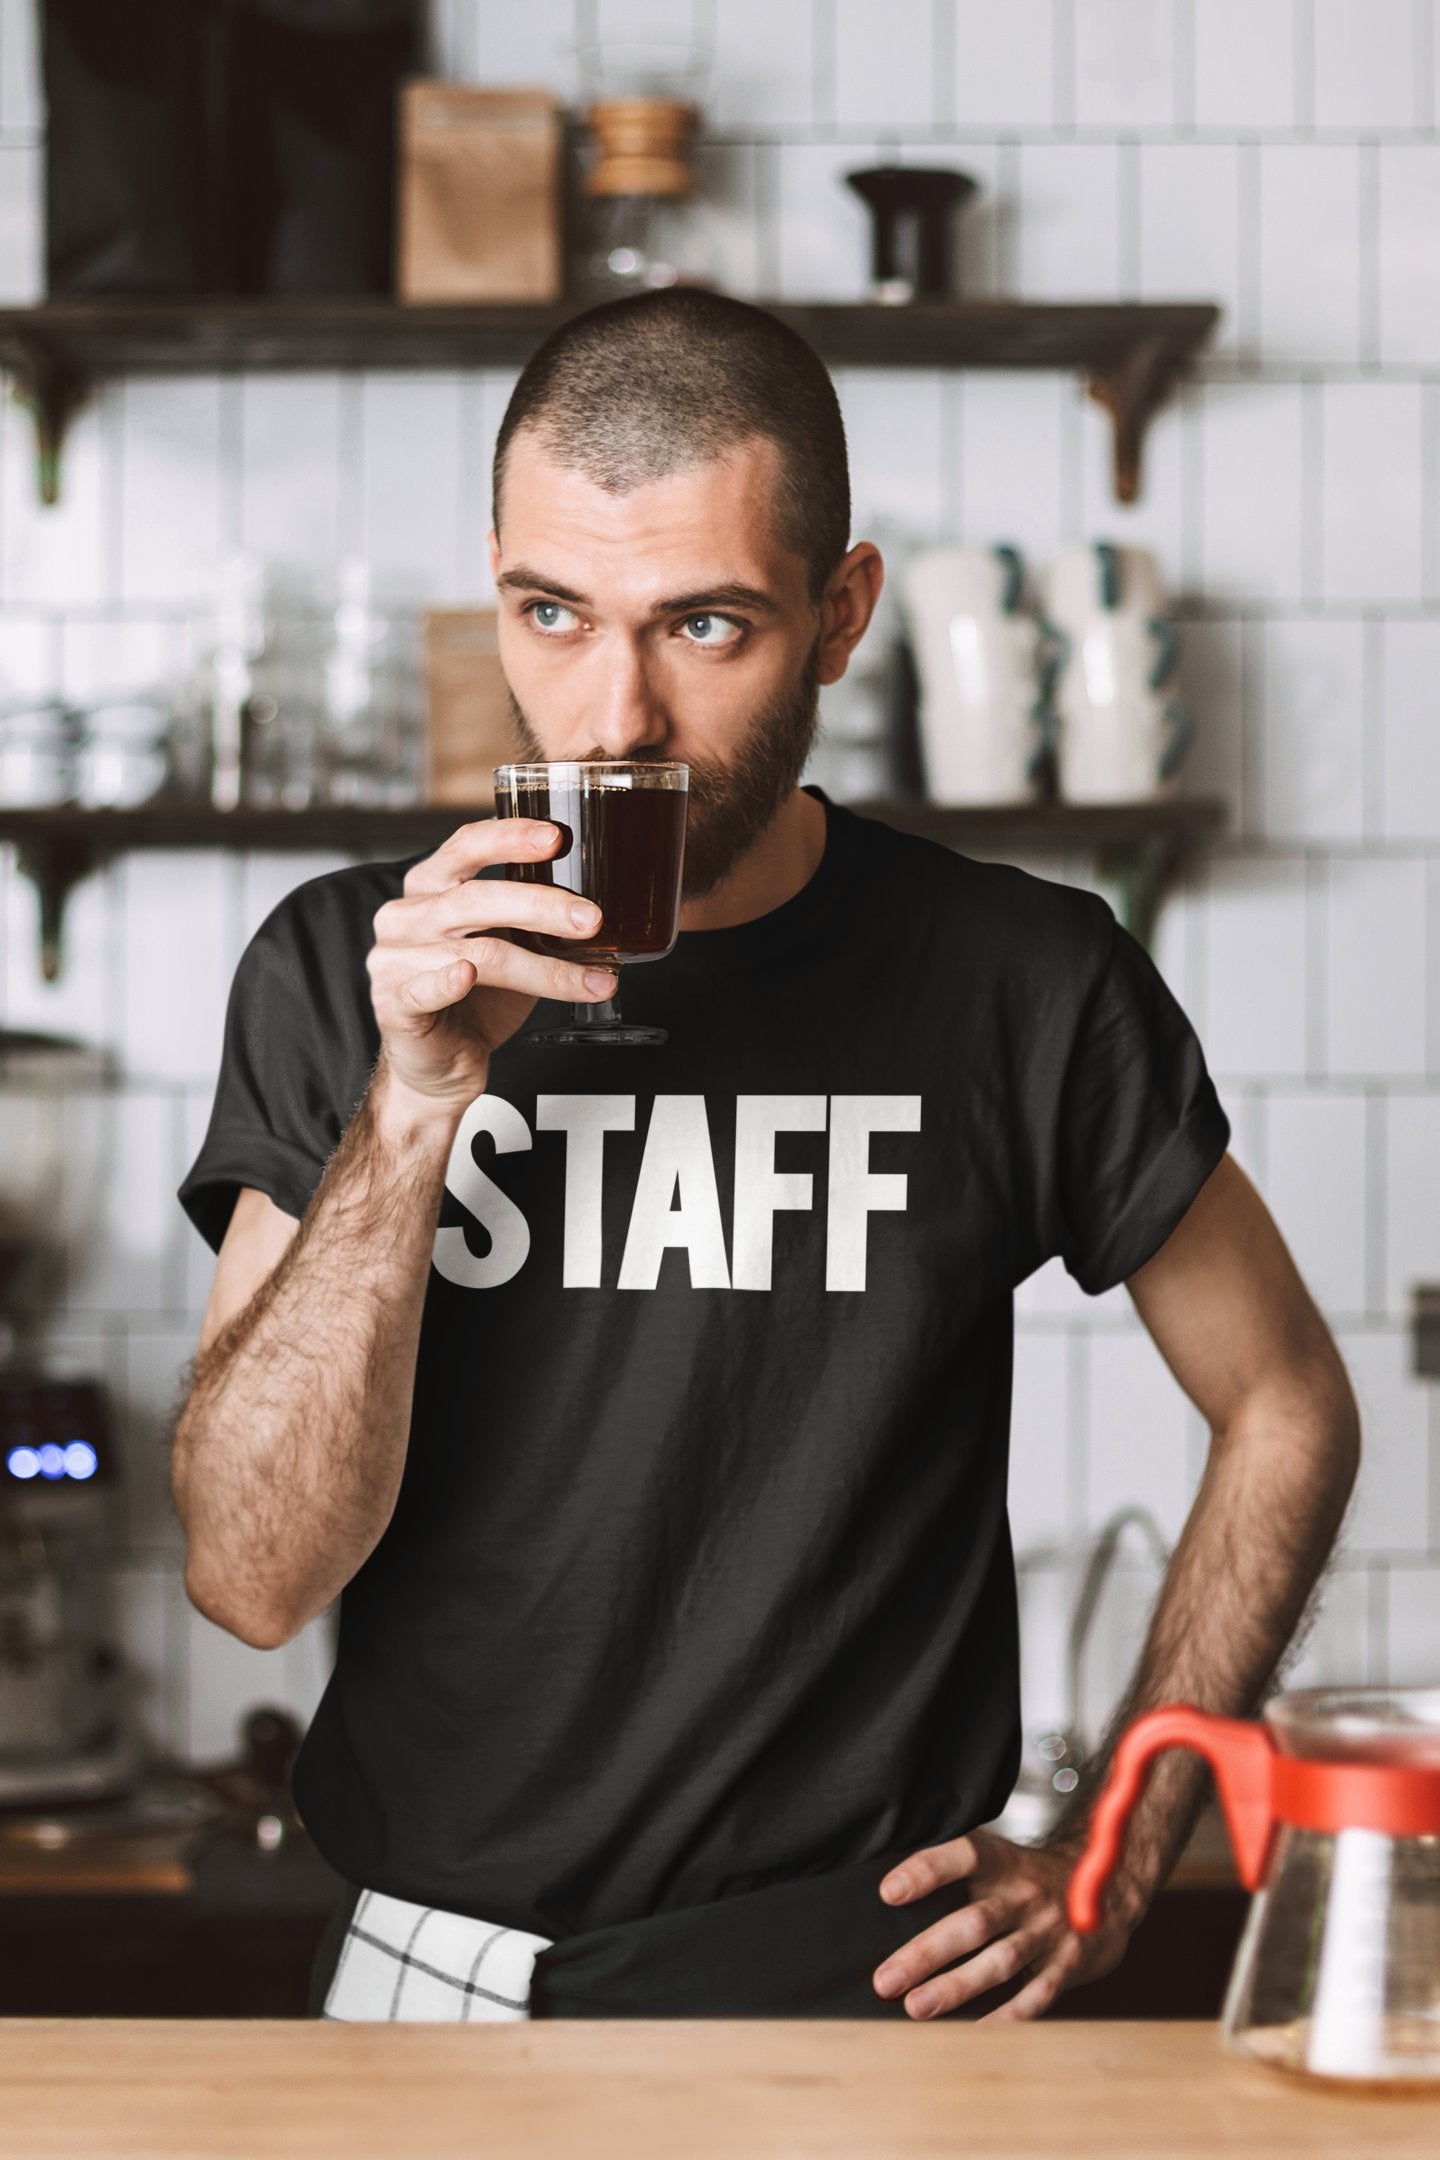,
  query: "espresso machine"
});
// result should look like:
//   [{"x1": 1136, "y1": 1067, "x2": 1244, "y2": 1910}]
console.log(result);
[
  {"x1": 0, "y1": 1369, "x2": 136, "y2": 1805},
  {"x1": 0, "y1": 1026, "x2": 137, "y2": 1805}
]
